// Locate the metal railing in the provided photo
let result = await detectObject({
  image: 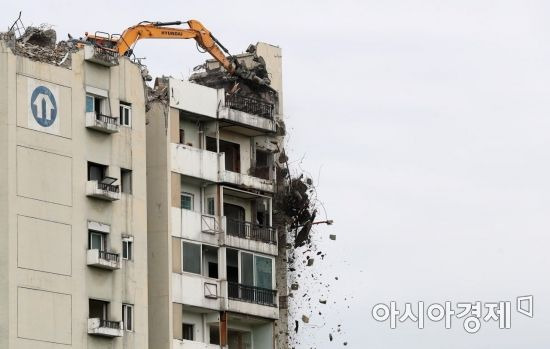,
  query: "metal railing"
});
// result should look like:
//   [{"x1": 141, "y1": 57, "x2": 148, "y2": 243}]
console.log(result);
[
  {"x1": 98, "y1": 250, "x2": 119, "y2": 263},
  {"x1": 91, "y1": 45, "x2": 119, "y2": 62},
  {"x1": 225, "y1": 93, "x2": 274, "y2": 119},
  {"x1": 95, "y1": 113, "x2": 118, "y2": 125},
  {"x1": 227, "y1": 282, "x2": 277, "y2": 307},
  {"x1": 98, "y1": 182, "x2": 120, "y2": 193},
  {"x1": 99, "y1": 319, "x2": 121, "y2": 330},
  {"x1": 226, "y1": 218, "x2": 276, "y2": 245}
]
